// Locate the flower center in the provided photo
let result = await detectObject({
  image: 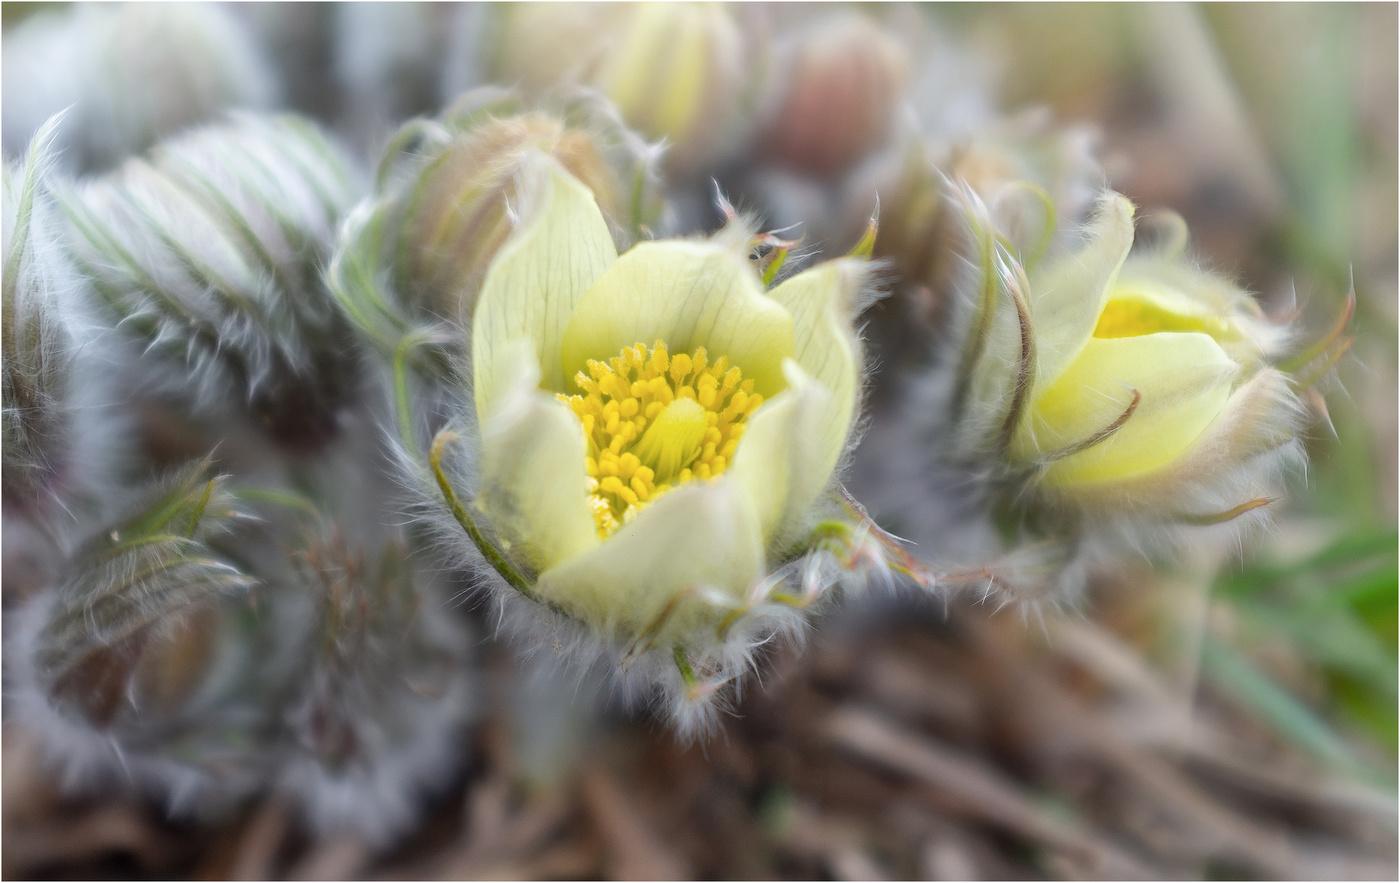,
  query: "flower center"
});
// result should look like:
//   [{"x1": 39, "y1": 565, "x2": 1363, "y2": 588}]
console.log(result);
[{"x1": 559, "y1": 341, "x2": 763, "y2": 537}]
